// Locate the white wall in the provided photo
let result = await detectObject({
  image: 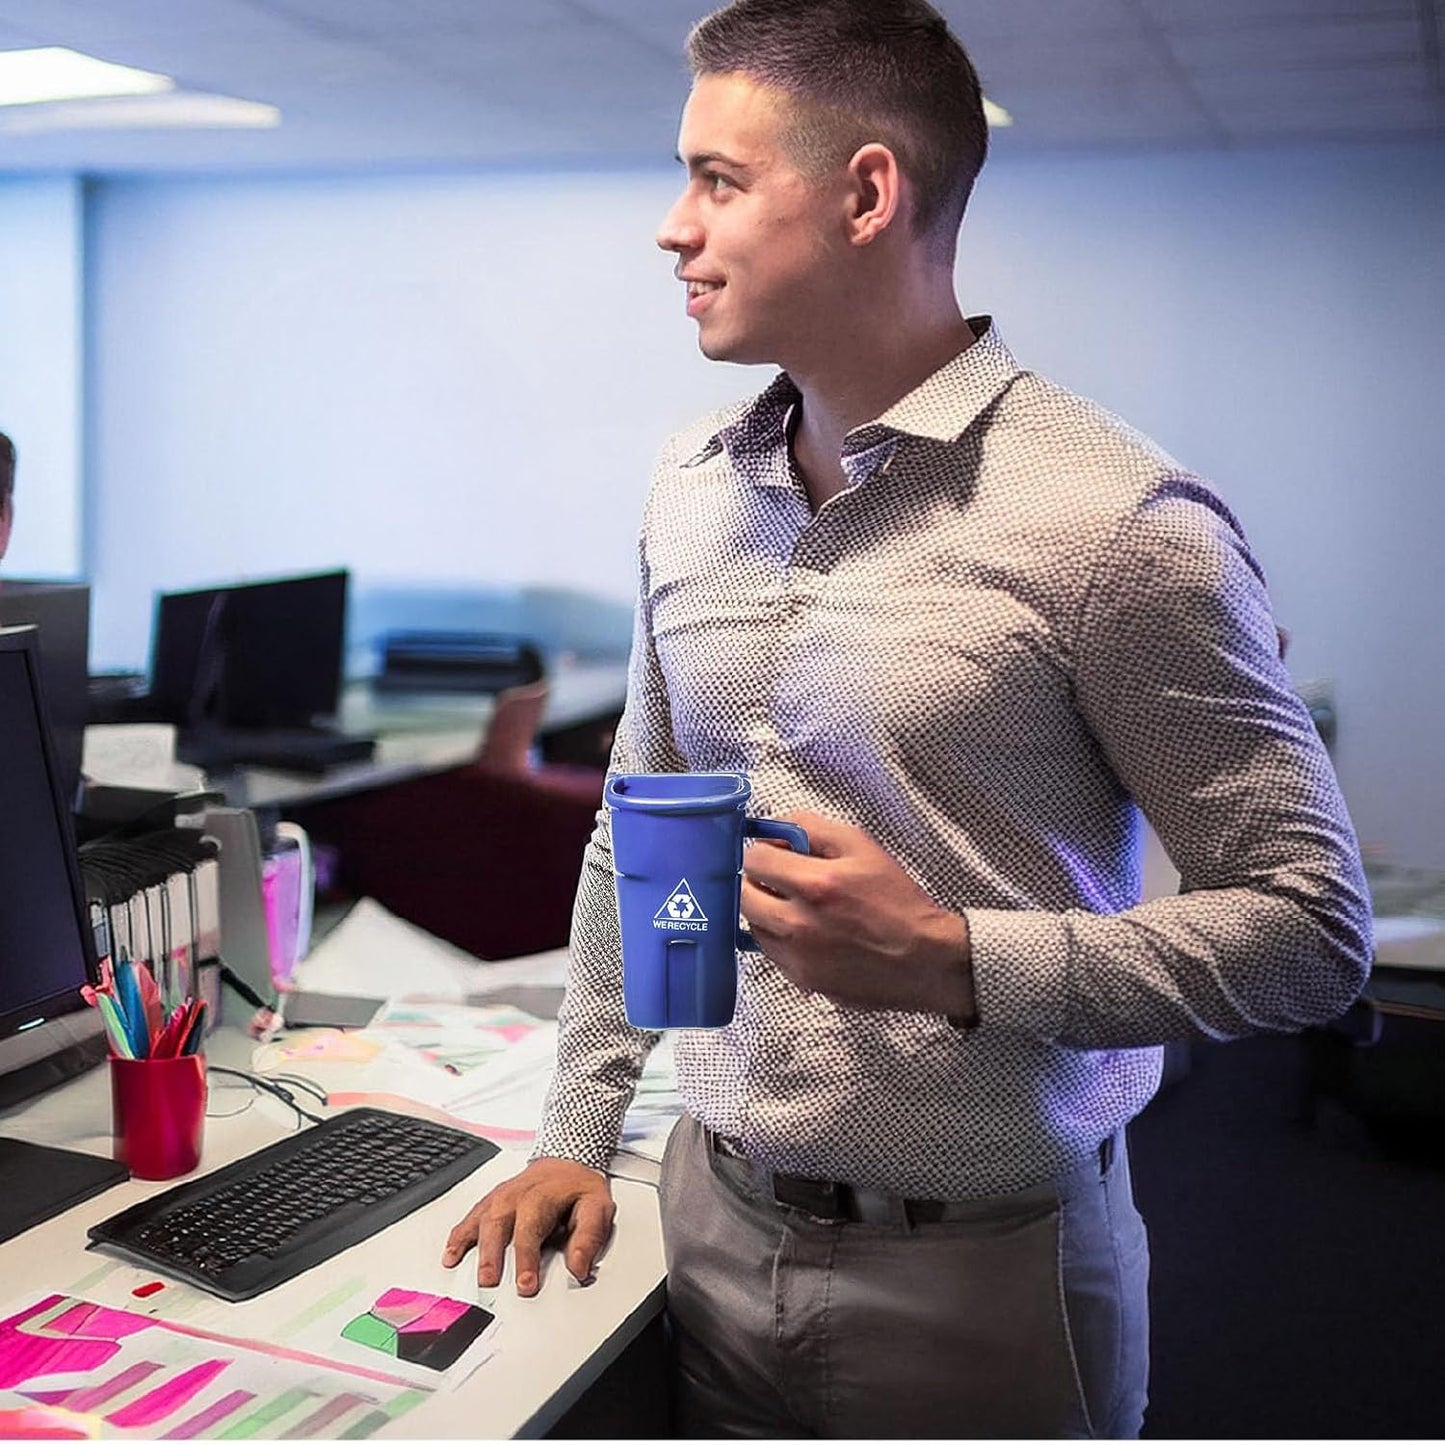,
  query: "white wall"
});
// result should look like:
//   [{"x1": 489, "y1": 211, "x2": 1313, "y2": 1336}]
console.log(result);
[
  {"x1": 85, "y1": 170, "x2": 765, "y2": 667},
  {"x1": 0, "y1": 176, "x2": 84, "y2": 578},
  {"x1": 86, "y1": 141, "x2": 1445, "y2": 866}
]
